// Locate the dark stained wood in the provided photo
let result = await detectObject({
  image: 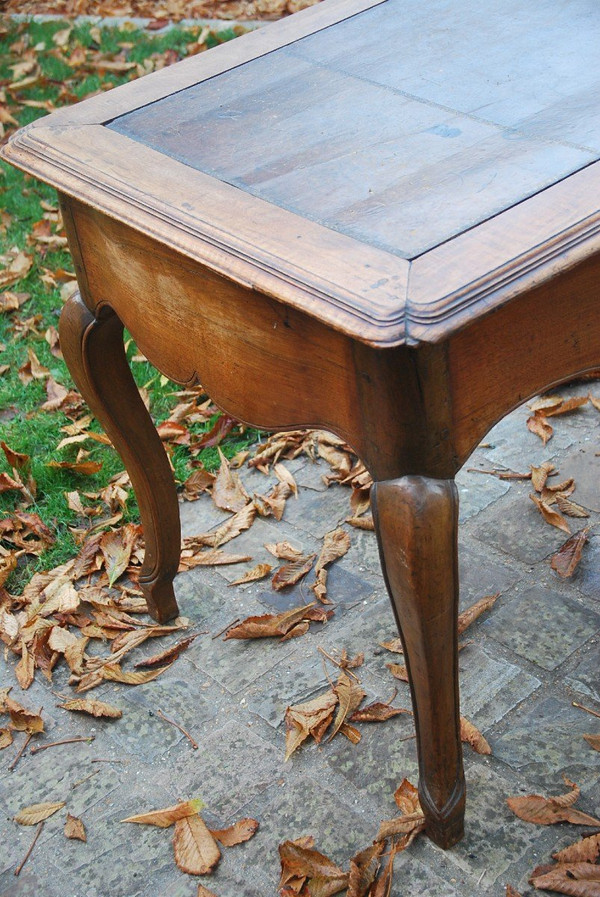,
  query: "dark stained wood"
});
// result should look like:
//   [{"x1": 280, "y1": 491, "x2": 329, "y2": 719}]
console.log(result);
[
  {"x1": 59, "y1": 292, "x2": 181, "y2": 623},
  {"x1": 3, "y1": 0, "x2": 600, "y2": 849},
  {"x1": 372, "y1": 476, "x2": 465, "y2": 848}
]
